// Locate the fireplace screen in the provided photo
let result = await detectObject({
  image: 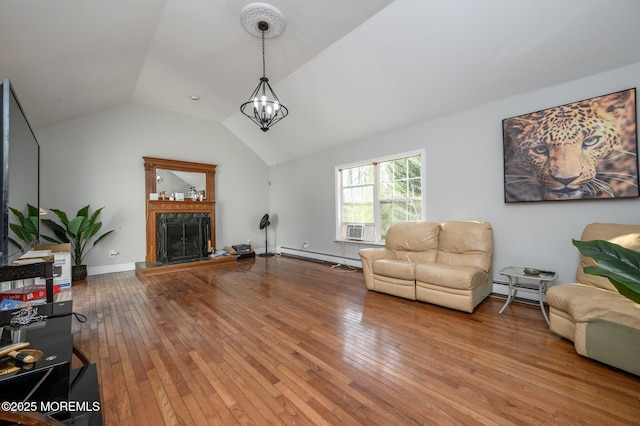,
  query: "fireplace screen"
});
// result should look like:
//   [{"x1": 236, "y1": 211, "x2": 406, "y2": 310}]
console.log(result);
[{"x1": 156, "y1": 213, "x2": 211, "y2": 264}]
